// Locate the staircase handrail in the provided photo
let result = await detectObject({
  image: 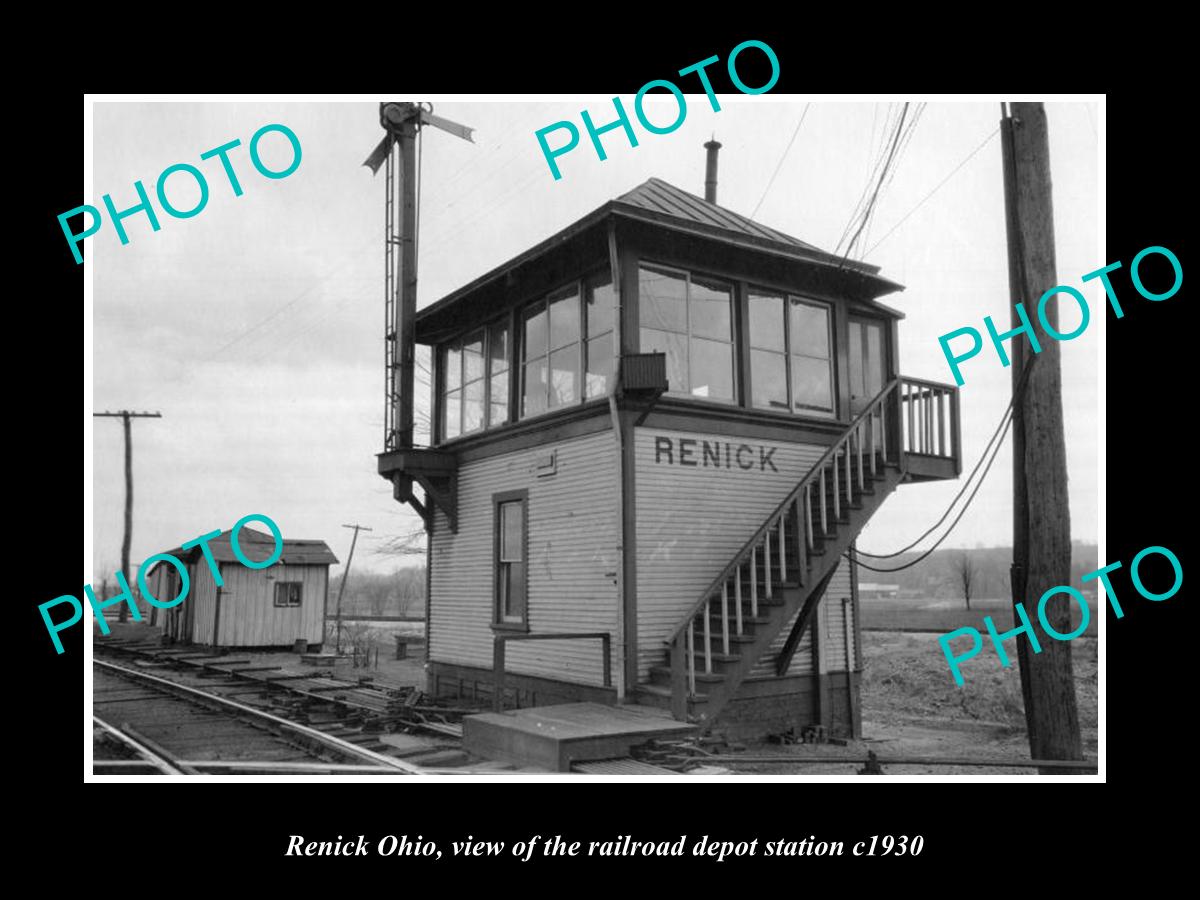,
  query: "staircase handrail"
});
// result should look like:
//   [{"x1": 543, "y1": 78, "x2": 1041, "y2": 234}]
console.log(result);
[{"x1": 664, "y1": 378, "x2": 901, "y2": 646}]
